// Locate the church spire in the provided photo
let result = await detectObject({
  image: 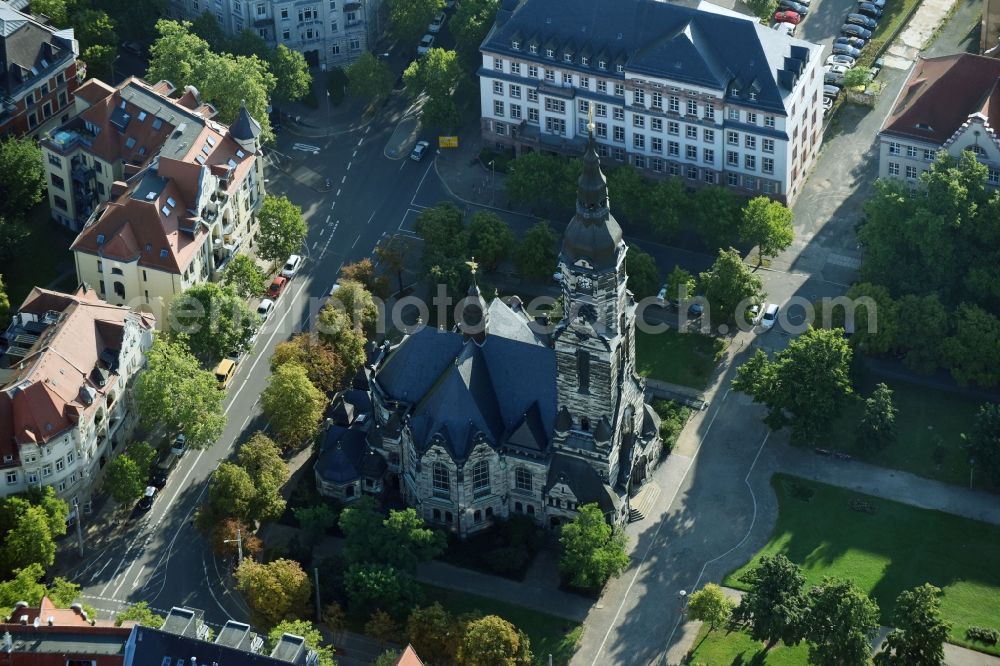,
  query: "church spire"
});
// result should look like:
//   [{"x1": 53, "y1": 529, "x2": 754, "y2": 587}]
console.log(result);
[
  {"x1": 560, "y1": 125, "x2": 623, "y2": 270},
  {"x1": 460, "y1": 258, "x2": 488, "y2": 343}
]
